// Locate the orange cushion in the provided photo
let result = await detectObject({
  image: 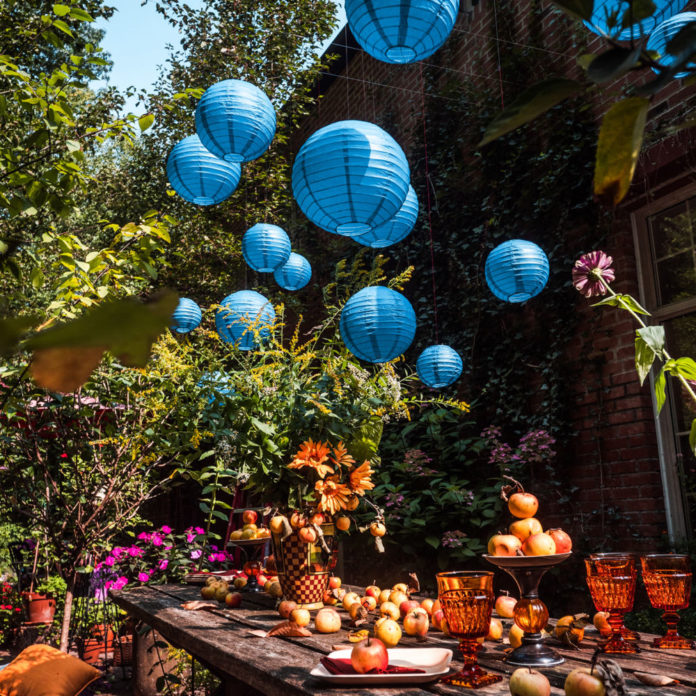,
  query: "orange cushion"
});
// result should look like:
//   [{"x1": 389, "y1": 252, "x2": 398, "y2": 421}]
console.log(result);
[{"x1": 0, "y1": 644, "x2": 101, "y2": 696}]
